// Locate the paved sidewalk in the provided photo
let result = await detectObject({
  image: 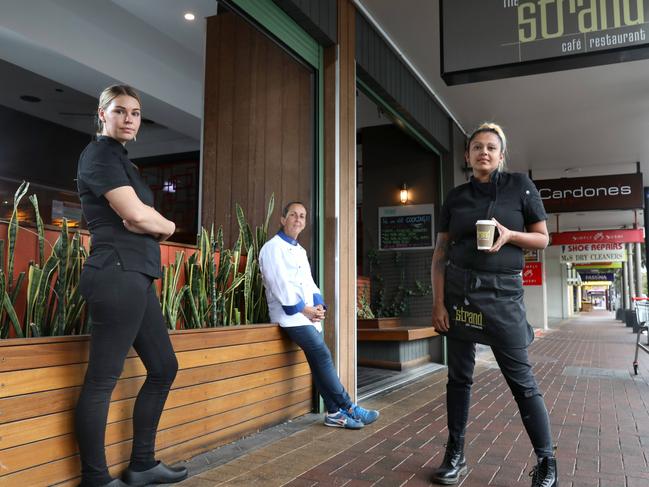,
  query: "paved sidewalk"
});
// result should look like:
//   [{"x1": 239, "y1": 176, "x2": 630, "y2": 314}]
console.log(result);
[{"x1": 179, "y1": 311, "x2": 649, "y2": 486}]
